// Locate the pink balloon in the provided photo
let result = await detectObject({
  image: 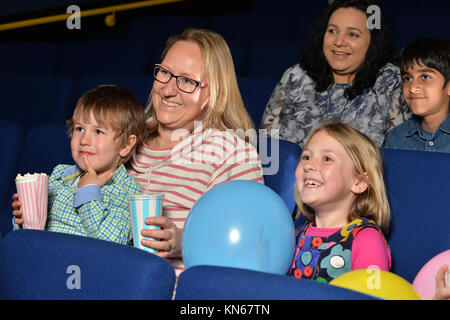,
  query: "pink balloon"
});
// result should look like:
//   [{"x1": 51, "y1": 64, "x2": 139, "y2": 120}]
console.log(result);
[{"x1": 412, "y1": 250, "x2": 450, "y2": 300}]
